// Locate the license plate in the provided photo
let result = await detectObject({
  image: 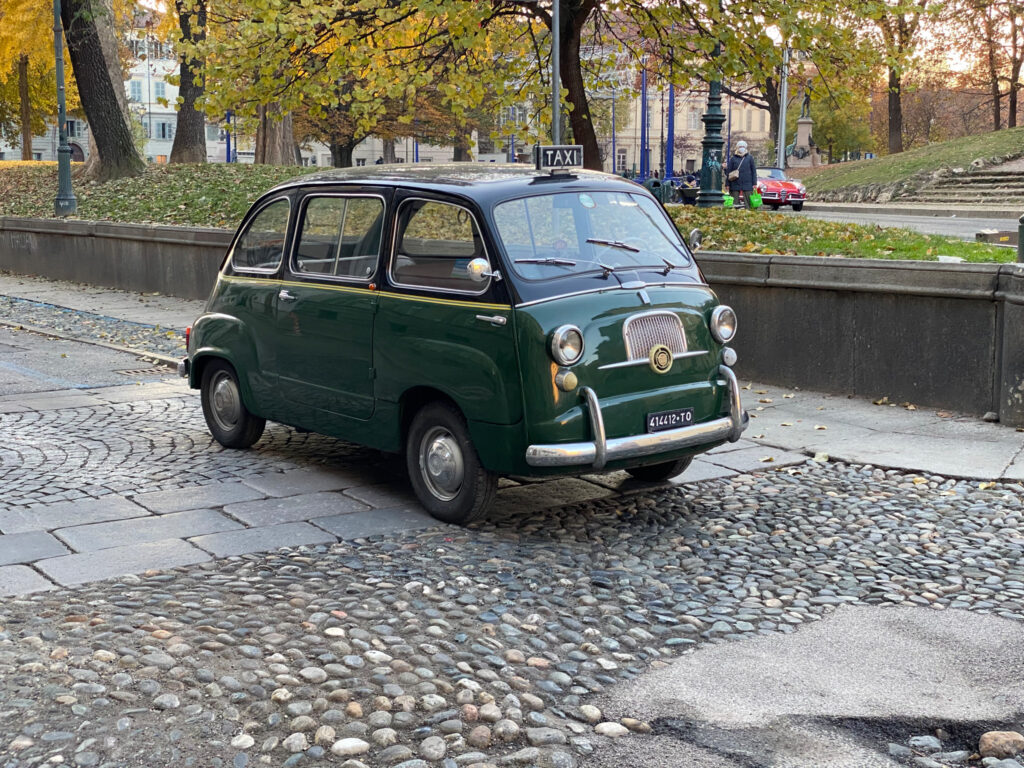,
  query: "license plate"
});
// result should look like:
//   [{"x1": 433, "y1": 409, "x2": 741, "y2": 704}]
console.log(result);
[{"x1": 646, "y1": 407, "x2": 694, "y2": 433}]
